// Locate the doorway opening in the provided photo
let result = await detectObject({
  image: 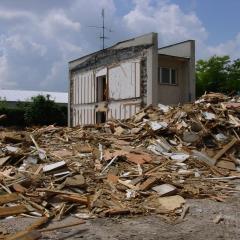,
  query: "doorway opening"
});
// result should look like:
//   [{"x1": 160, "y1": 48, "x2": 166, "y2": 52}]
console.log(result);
[
  {"x1": 96, "y1": 111, "x2": 106, "y2": 124},
  {"x1": 96, "y1": 75, "x2": 107, "y2": 102}
]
